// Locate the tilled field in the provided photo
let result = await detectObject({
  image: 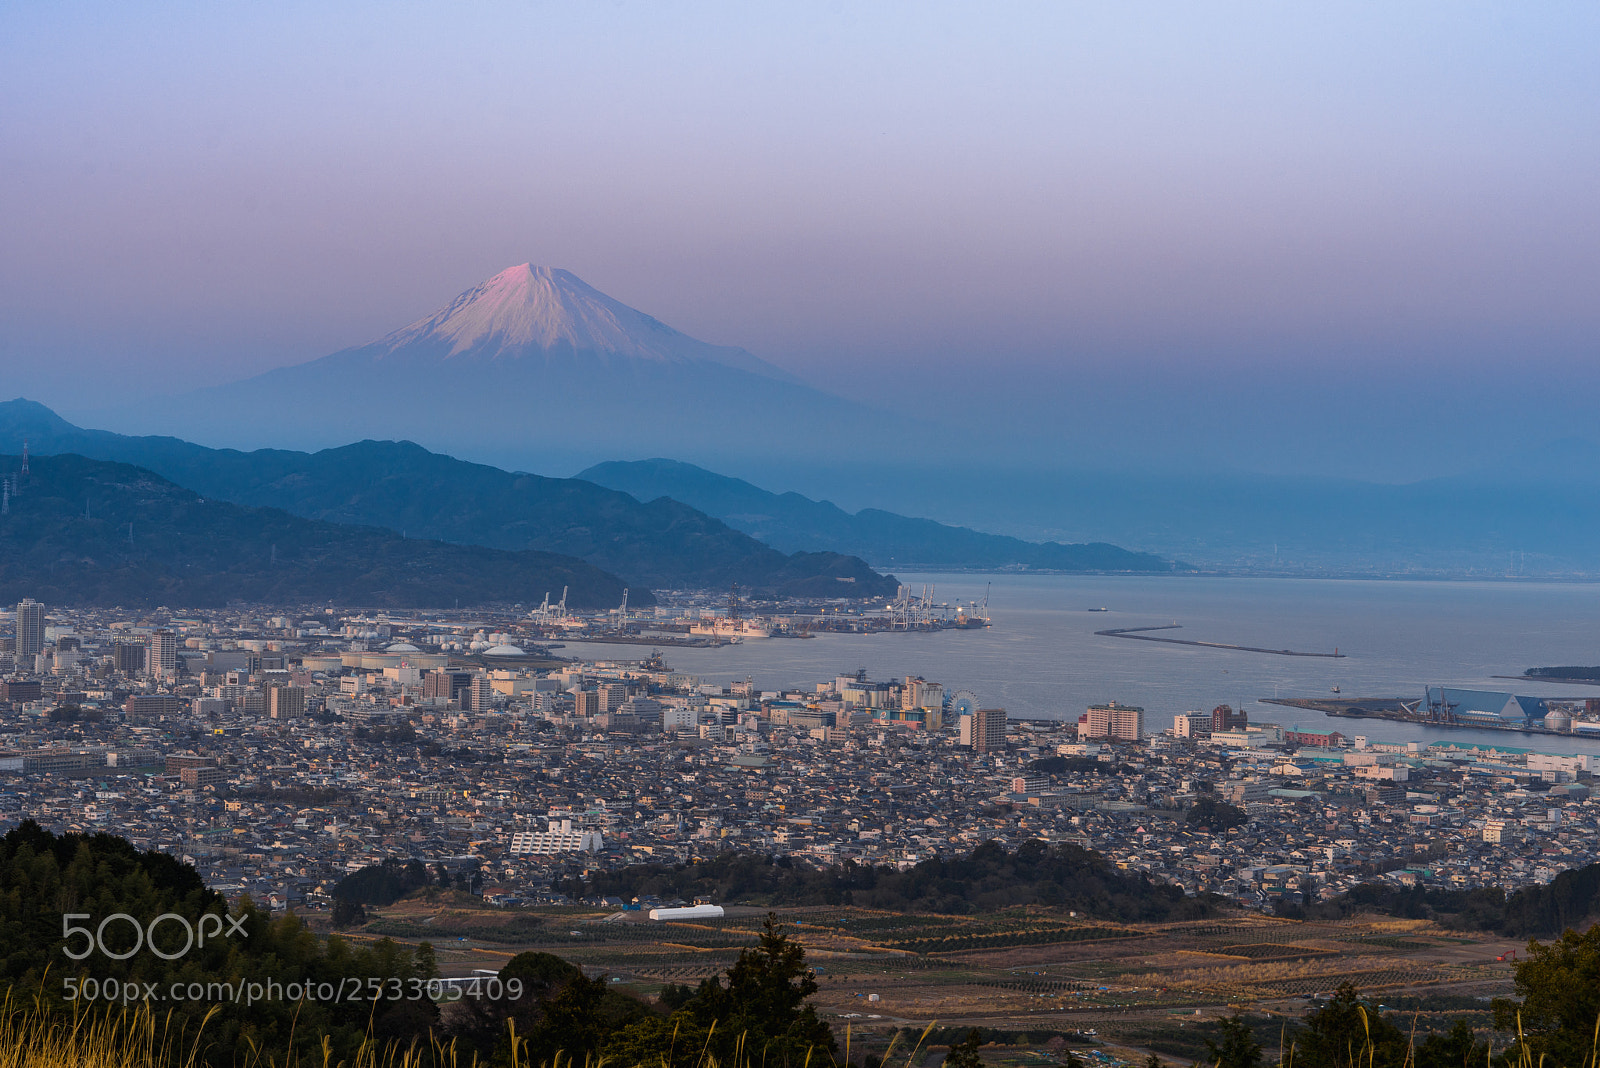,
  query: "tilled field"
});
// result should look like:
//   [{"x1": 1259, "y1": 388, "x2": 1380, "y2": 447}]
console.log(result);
[{"x1": 339, "y1": 901, "x2": 1520, "y2": 1066}]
